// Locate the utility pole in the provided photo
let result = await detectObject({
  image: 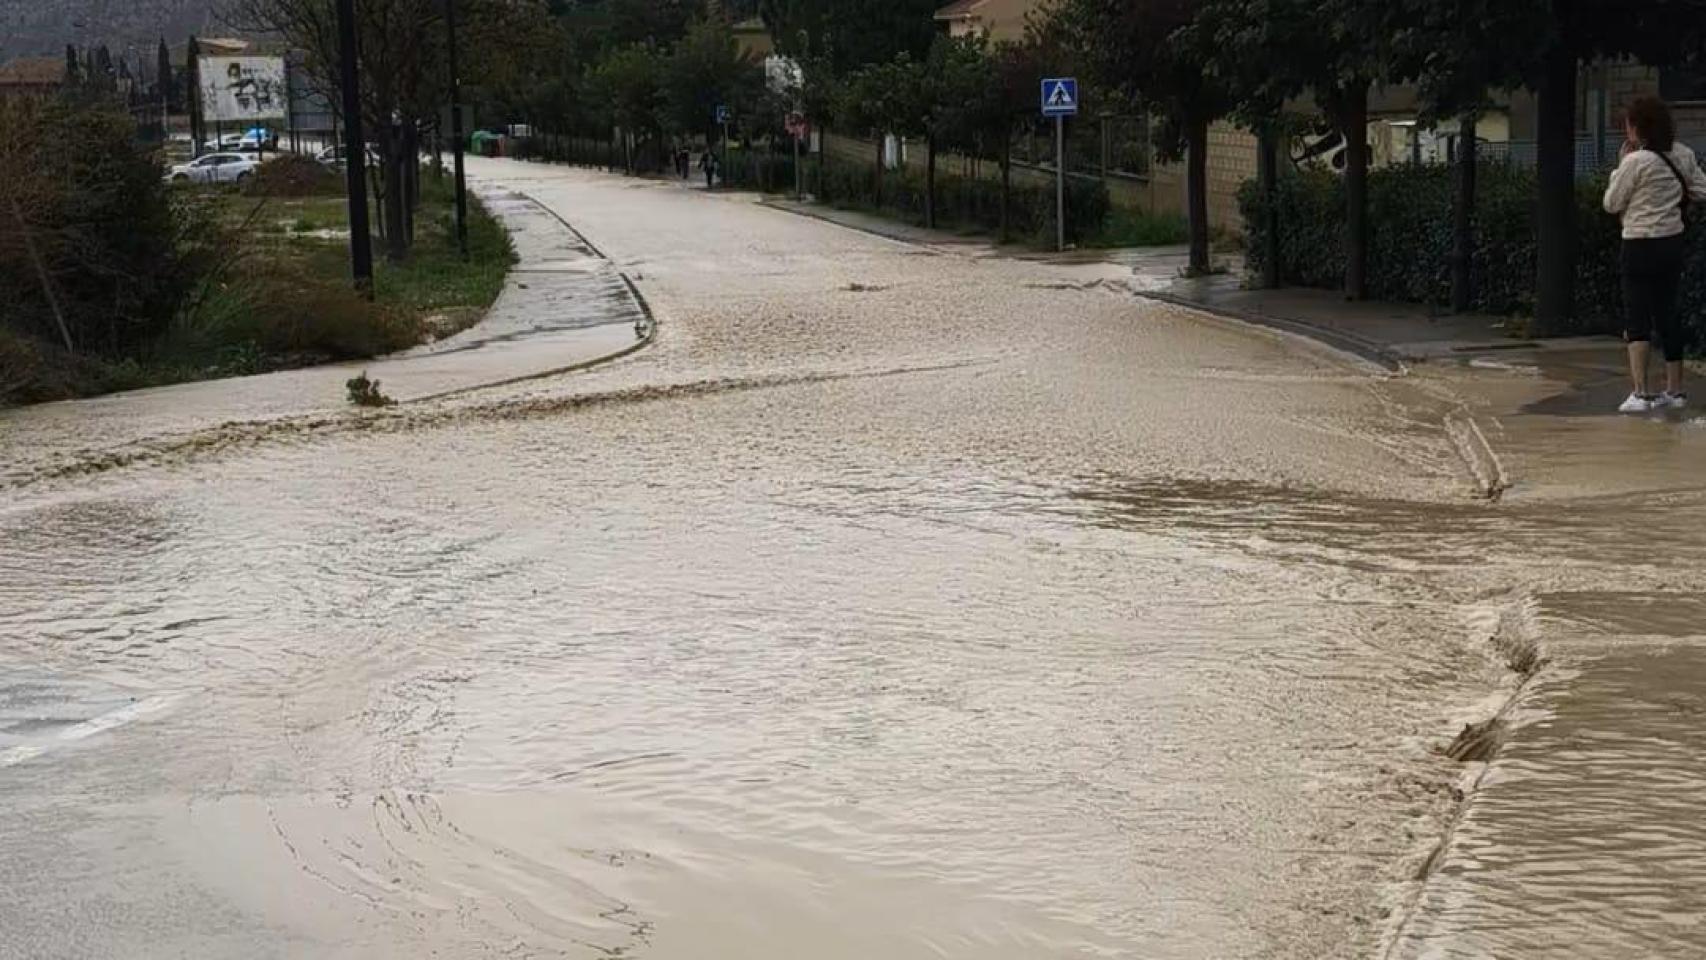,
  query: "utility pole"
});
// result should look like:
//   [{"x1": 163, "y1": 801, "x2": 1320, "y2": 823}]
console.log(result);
[
  {"x1": 445, "y1": 0, "x2": 469, "y2": 259},
  {"x1": 335, "y1": 0, "x2": 374, "y2": 295}
]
